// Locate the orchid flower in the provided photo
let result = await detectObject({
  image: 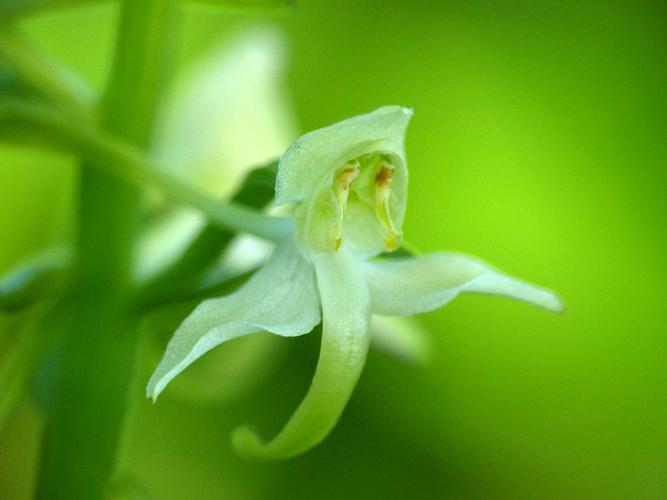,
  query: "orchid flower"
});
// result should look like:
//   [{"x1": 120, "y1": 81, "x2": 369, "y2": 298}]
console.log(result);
[{"x1": 146, "y1": 106, "x2": 564, "y2": 460}]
